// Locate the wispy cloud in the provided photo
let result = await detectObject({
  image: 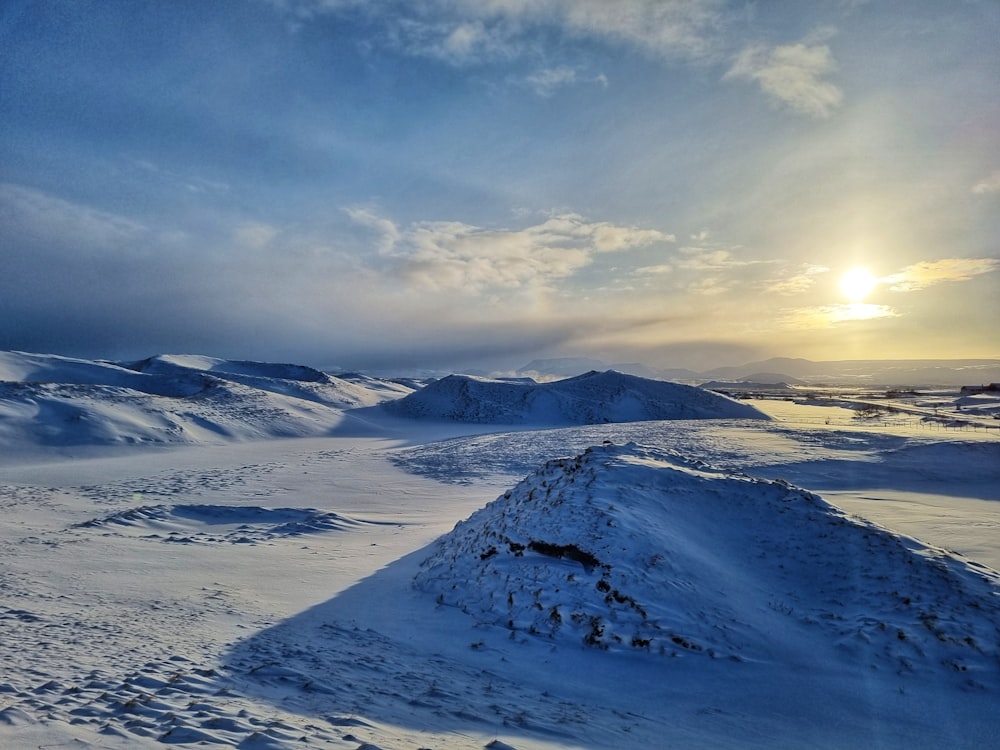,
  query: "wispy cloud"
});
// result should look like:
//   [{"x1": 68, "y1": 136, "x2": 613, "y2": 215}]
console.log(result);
[
  {"x1": 779, "y1": 303, "x2": 898, "y2": 330},
  {"x1": 762, "y1": 263, "x2": 830, "y2": 295},
  {"x1": 536, "y1": 0, "x2": 725, "y2": 61},
  {"x1": 522, "y1": 66, "x2": 608, "y2": 97},
  {"x1": 634, "y1": 263, "x2": 674, "y2": 276},
  {"x1": 676, "y1": 245, "x2": 761, "y2": 270},
  {"x1": 0, "y1": 182, "x2": 147, "y2": 253},
  {"x1": 348, "y1": 210, "x2": 672, "y2": 293},
  {"x1": 687, "y1": 276, "x2": 732, "y2": 296},
  {"x1": 343, "y1": 207, "x2": 401, "y2": 255},
  {"x1": 725, "y1": 39, "x2": 843, "y2": 117},
  {"x1": 266, "y1": 0, "x2": 726, "y2": 65},
  {"x1": 390, "y1": 17, "x2": 522, "y2": 65},
  {"x1": 972, "y1": 170, "x2": 1000, "y2": 195},
  {"x1": 882, "y1": 258, "x2": 1000, "y2": 292}
]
